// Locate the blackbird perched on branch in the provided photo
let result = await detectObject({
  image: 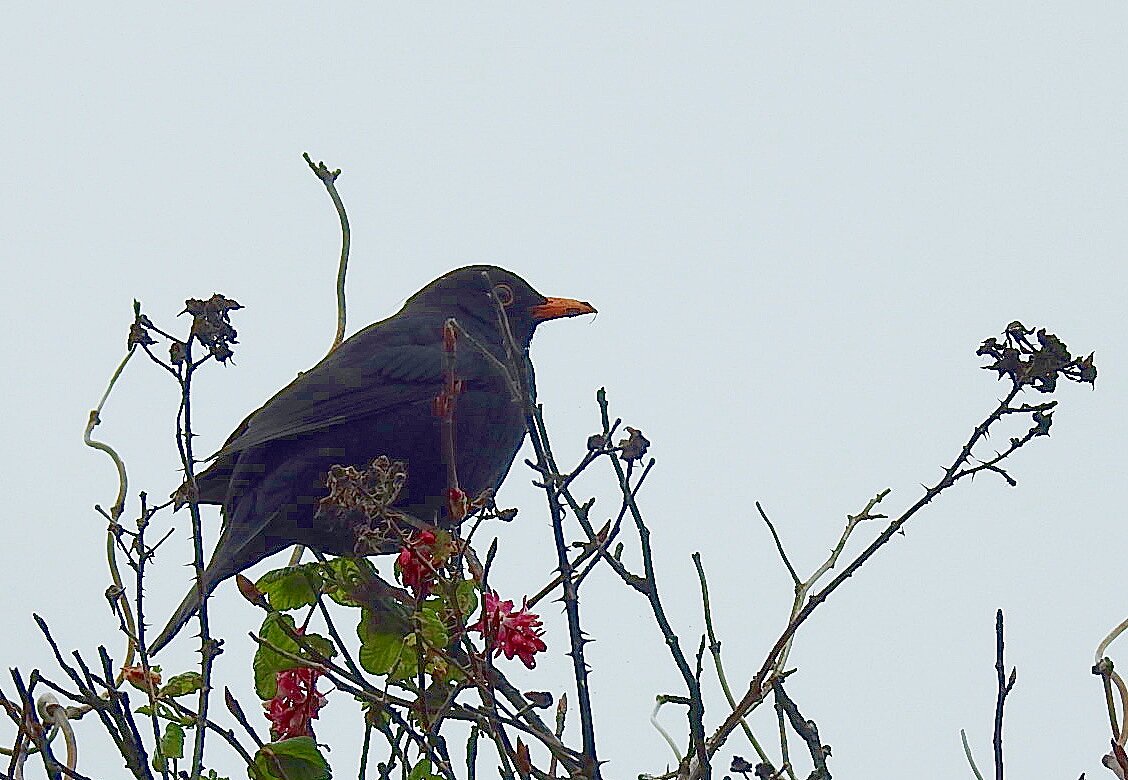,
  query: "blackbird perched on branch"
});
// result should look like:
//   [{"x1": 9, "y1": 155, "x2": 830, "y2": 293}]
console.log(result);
[{"x1": 150, "y1": 265, "x2": 595, "y2": 653}]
